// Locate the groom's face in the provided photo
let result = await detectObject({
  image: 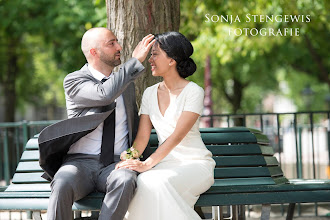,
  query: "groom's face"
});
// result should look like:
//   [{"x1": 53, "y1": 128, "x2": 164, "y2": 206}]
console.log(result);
[{"x1": 98, "y1": 30, "x2": 122, "y2": 67}]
